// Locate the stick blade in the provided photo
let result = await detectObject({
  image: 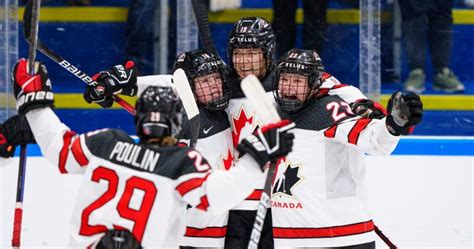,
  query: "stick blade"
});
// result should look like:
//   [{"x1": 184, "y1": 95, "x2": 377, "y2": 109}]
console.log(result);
[
  {"x1": 173, "y1": 69, "x2": 199, "y2": 119},
  {"x1": 241, "y1": 75, "x2": 281, "y2": 124},
  {"x1": 173, "y1": 68, "x2": 200, "y2": 147}
]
